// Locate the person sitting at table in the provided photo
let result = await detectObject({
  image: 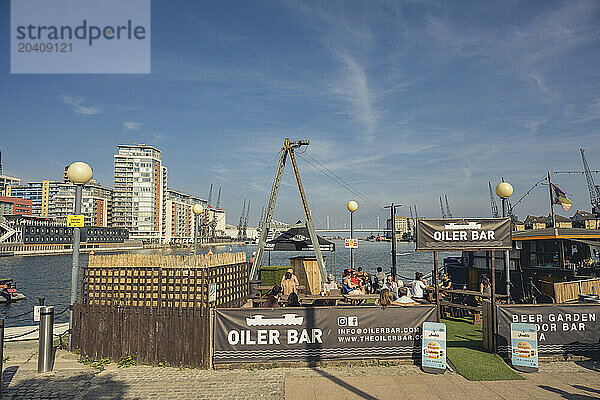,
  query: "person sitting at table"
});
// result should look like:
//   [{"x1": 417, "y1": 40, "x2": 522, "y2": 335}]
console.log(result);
[
  {"x1": 357, "y1": 267, "x2": 371, "y2": 293},
  {"x1": 377, "y1": 288, "x2": 410, "y2": 308},
  {"x1": 373, "y1": 267, "x2": 386, "y2": 294},
  {"x1": 396, "y1": 287, "x2": 416, "y2": 306},
  {"x1": 479, "y1": 275, "x2": 491, "y2": 295},
  {"x1": 323, "y1": 274, "x2": 338, "y2": 293},
  {"x1": 342, "y1": 270, "x2": 362, "y2": 295},
  {"x1": 264, "y1": 285, "x2": 282, "y2": 308},
  {"x1": 287, "y1": 292, "x2": 301, "y2": 307},
  {"x1": 384, "y1": 275, "x2": 399, "y2": 299},
  {"x1": 410, "y1": 272, "x2": 431, "y2": 302},
  {"x1": 439, "y1": 273, "x2": 452, "y2": 290},
  {"x1": 350, "y1": 270, "x2": 365, "y2": 294},
  {"x1": 281, "y1": 271, "x2": 298, "y2": 295}
]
